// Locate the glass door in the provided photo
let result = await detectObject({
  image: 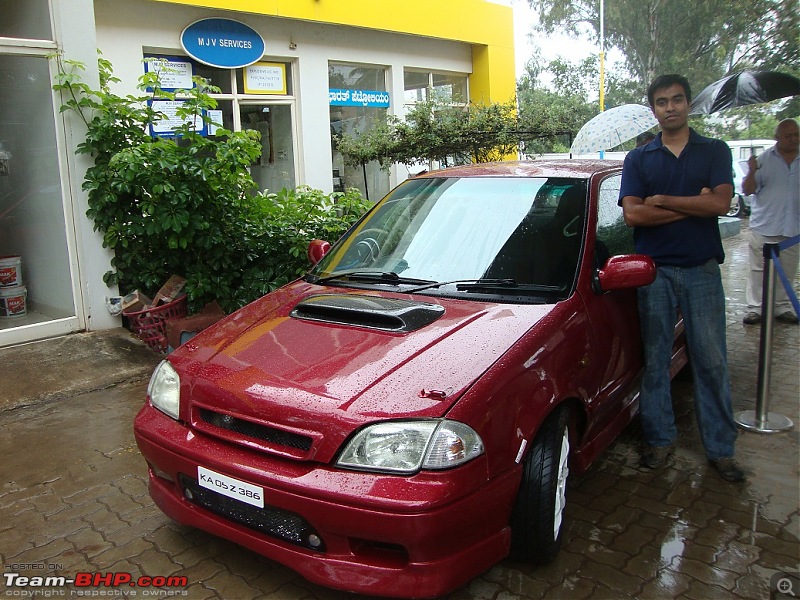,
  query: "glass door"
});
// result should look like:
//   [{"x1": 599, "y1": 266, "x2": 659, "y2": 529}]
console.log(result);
[
  {"x1": 240, "y1": 103, "x2": 296, "y2": 193},
  {"x1": 0, "y1": 53, "x2": 78, "y2": 333}
]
